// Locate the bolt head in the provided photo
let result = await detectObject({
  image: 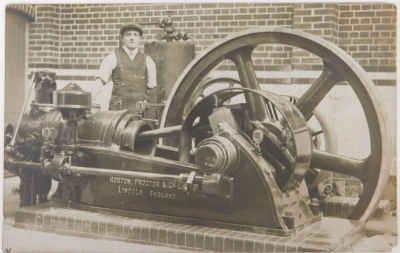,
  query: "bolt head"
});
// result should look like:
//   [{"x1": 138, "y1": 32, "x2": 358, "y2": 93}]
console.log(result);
[{"x1": 284, "y1": 209, "x2": 293, "y2": 216}]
